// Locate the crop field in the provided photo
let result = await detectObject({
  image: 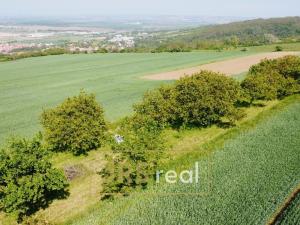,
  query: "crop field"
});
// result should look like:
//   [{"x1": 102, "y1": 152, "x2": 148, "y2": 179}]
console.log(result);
[
  {"x1": 67, "y1": 96, "x2": 300, "y2": 225},
  {"x1": 0, "y1": 50, "x2": 257, "y2": 142}
]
